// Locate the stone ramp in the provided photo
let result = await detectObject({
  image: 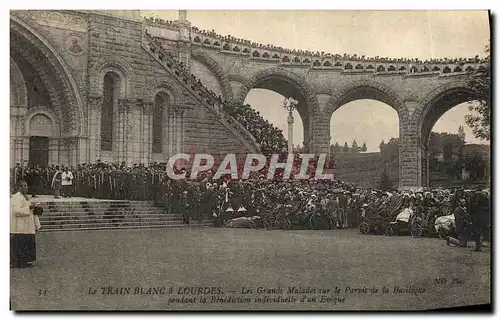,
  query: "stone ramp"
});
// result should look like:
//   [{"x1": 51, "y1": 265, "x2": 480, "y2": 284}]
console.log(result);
[{"x1": 34, "y1": 197, "x2": 213, "y2": 232}]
